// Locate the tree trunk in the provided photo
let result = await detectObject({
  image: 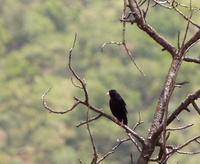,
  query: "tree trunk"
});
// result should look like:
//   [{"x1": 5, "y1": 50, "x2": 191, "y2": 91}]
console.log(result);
[{"x1": 137, "y1": 55, "x2": 183, "y2": 163}]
